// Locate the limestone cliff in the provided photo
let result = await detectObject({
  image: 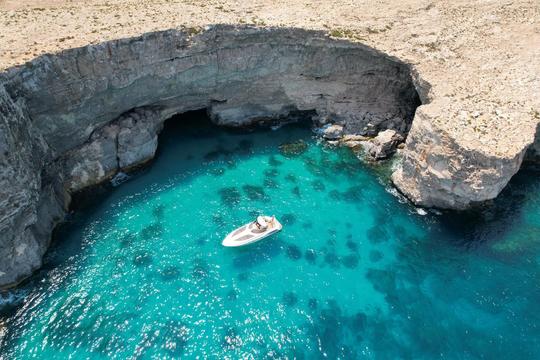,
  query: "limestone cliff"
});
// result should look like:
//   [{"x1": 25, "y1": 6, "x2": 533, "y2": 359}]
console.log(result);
[
  {"x1": 392, "y1": 101, "x2": 535, "y2": 209},
  {"x1": 1, "y1": 24, "x2": 538, "y2": 287},
  {"x1": 0, "y1": 26, "x2": 419, "y2": 287},
  {"x1": 0, "y1": 85, "x2": 65, "y2": 286}
]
